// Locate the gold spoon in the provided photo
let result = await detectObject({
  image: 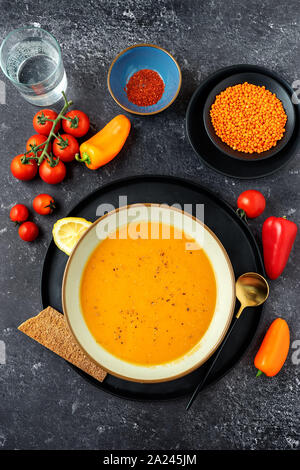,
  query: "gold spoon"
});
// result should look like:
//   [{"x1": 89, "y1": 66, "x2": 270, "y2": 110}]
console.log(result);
[
  {"x1": 236, "y1": 272, "x2": 269, "y2": 318},
  {"x1": 186, "y1": 272, "x2": 269, "y2": 410}
]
